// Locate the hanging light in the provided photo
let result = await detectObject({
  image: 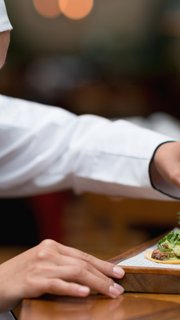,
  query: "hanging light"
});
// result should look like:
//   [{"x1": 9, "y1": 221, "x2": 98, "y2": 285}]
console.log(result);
[
  {"x1": 33, "y1": 0, "x2": 61, "y2": 18},
  {"x1": 59, "y1": 0, "x2": 94, "y2": 20}
]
